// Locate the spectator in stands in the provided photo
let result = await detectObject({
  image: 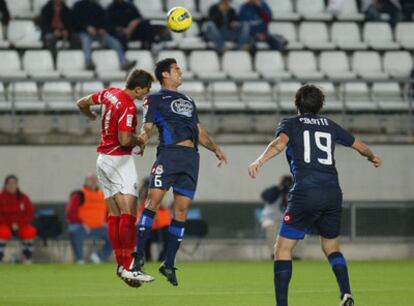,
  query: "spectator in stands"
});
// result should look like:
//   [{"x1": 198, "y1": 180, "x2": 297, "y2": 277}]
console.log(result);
[
  {"x1": 203, "y1": 0, "x2": 252, "y2": 53},
  {"x1": 66, "y1": 173, "x2": 112, "y2": 264},
  {"x1": 40, "y1": 0, "x2": 75, "y2": 57},
  {"x1": 364, "y1": 0, "x2": 402, "y2": 26},
  {"x1": 107, "y1": 0, "x2": 155, "y2": 50},
  {"x1": 239, "y1": 0, "x2": 287, "y2": 50},
  {"x1": 0, "y1": 175, "x2": 37, "y2": 264},
  {"x1": 72, "y1": 0, "x2": 136, "y2": 70},
  {"x1": 137, "y1": 177, "x2": 171, "y2": 262}
]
